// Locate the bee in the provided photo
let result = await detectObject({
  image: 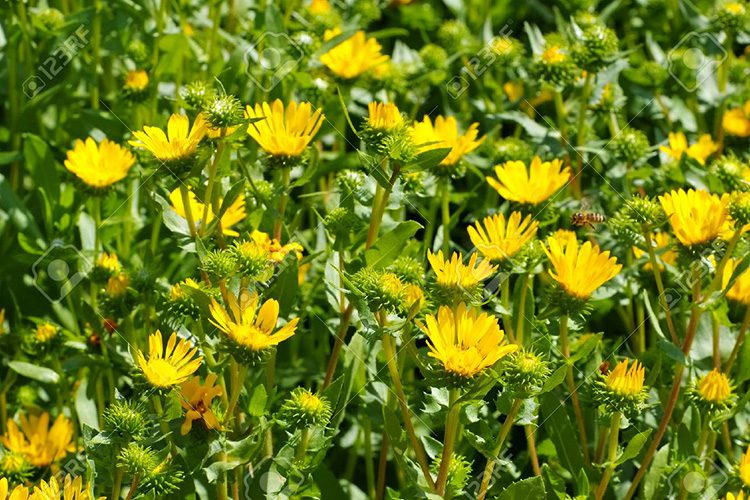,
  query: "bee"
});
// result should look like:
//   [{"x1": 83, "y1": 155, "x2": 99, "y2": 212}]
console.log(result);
[{"x1": 570, "y1": 211, "x2": 606, "y2": 229}]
